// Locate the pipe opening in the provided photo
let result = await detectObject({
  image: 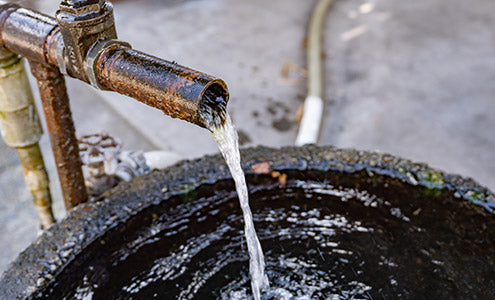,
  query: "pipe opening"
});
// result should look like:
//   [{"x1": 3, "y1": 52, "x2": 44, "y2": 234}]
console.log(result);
[{"x1": 199, "y1": 81, "x2": 229, "y2": 130}]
